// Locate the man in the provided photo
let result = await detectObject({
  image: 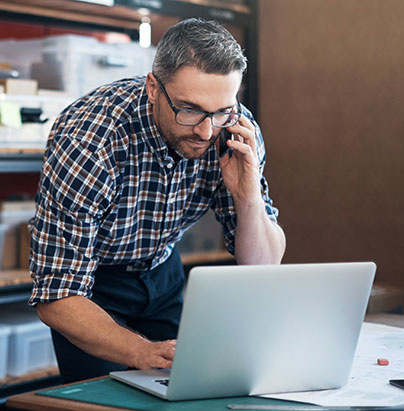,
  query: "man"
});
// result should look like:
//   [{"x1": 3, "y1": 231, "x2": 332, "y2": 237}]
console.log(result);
[{"x1": 29, "y1": 18, "x2": 286, "y2": 383}]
